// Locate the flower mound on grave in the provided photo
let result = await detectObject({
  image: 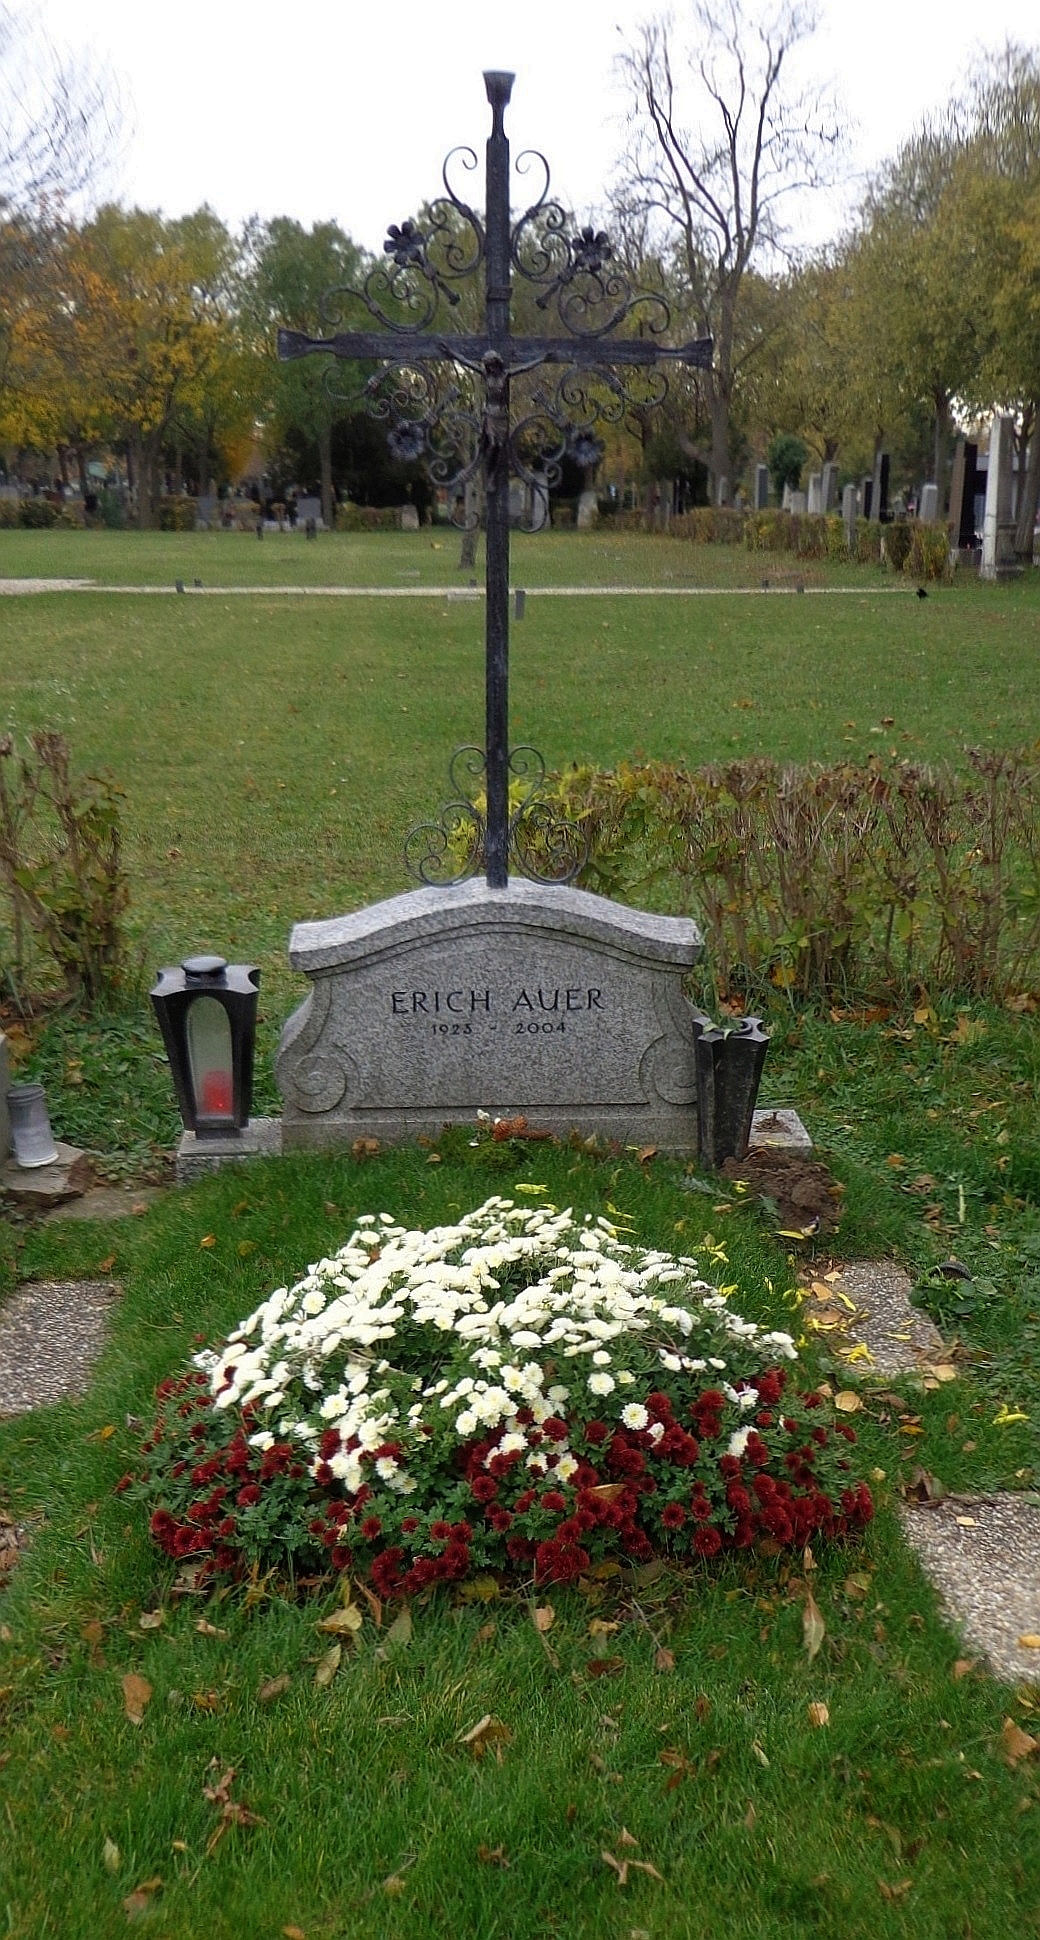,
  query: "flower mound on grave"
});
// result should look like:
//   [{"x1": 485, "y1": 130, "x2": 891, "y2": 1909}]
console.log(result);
[{"x1": 127, "y1": 1198, "x2": 873, "y2": 1594}]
